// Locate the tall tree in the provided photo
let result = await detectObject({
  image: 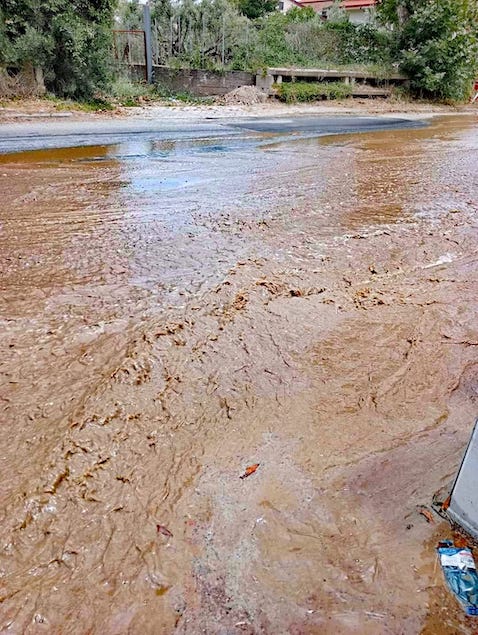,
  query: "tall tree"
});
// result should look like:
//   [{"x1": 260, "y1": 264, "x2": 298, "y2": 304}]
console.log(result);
[
  {"x1": 236, "y1": 0, "x2": 277, "y2": 21},
  {"x1": 377, "y1": 0, "x2": 412, "y2": 26},
  {"x1": 378, "y1": 0, "x2": 478, "y2": 100},
  {"x1": 1, "y1": 0, "x2": 117, "y2": 98}
]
